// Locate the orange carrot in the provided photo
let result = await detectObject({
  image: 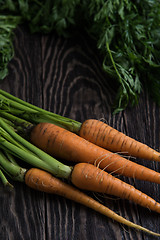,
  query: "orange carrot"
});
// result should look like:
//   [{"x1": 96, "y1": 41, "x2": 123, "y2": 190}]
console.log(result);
[
  {"x1": 1, "y1": 90, "x2": 159, "y2": 162},
  {"x1": 71, "y1": 163, "x2": 160, "y2": 214},
  {"x1": 25, "y1": 168, "x2": 160, "y2": 237},
  {"x1": 30, "y1": 122, "x2": 160, "y2": 184},
  {"x1": 79, "y1": 119, "x2": 160, "y2": 162}
]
